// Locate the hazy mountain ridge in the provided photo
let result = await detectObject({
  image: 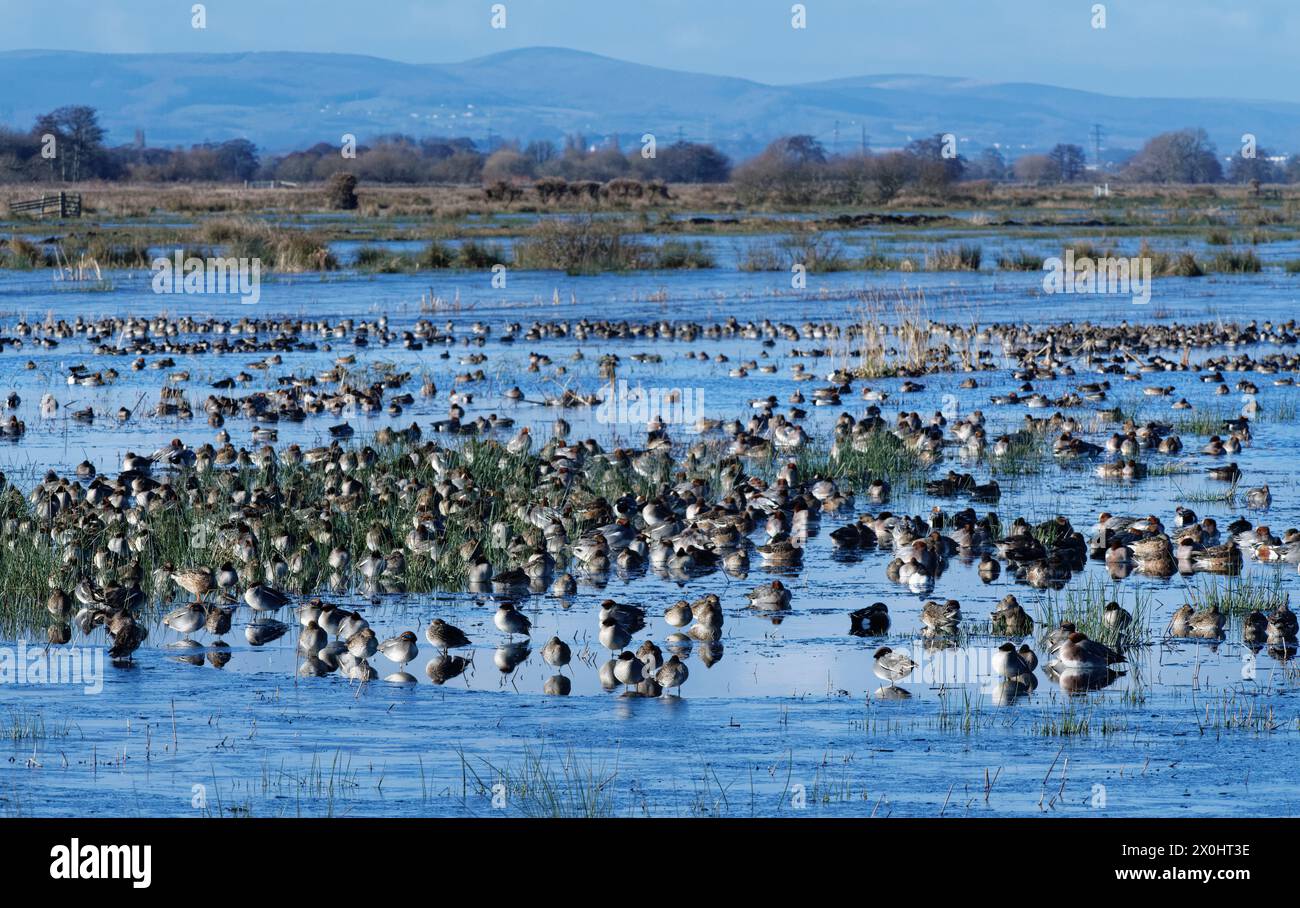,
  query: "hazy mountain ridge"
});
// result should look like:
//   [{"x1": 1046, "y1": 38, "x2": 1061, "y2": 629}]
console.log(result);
[{"x1": 2, "y1": 46, "x2": 1298, "y2": 157}]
